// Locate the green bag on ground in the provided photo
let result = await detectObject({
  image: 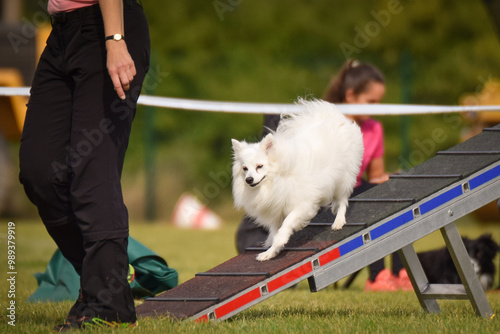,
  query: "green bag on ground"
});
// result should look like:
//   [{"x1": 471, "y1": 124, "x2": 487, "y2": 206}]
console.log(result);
[{"x1": 27, "y1": 237, "x2": 178, "y2": 302}]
